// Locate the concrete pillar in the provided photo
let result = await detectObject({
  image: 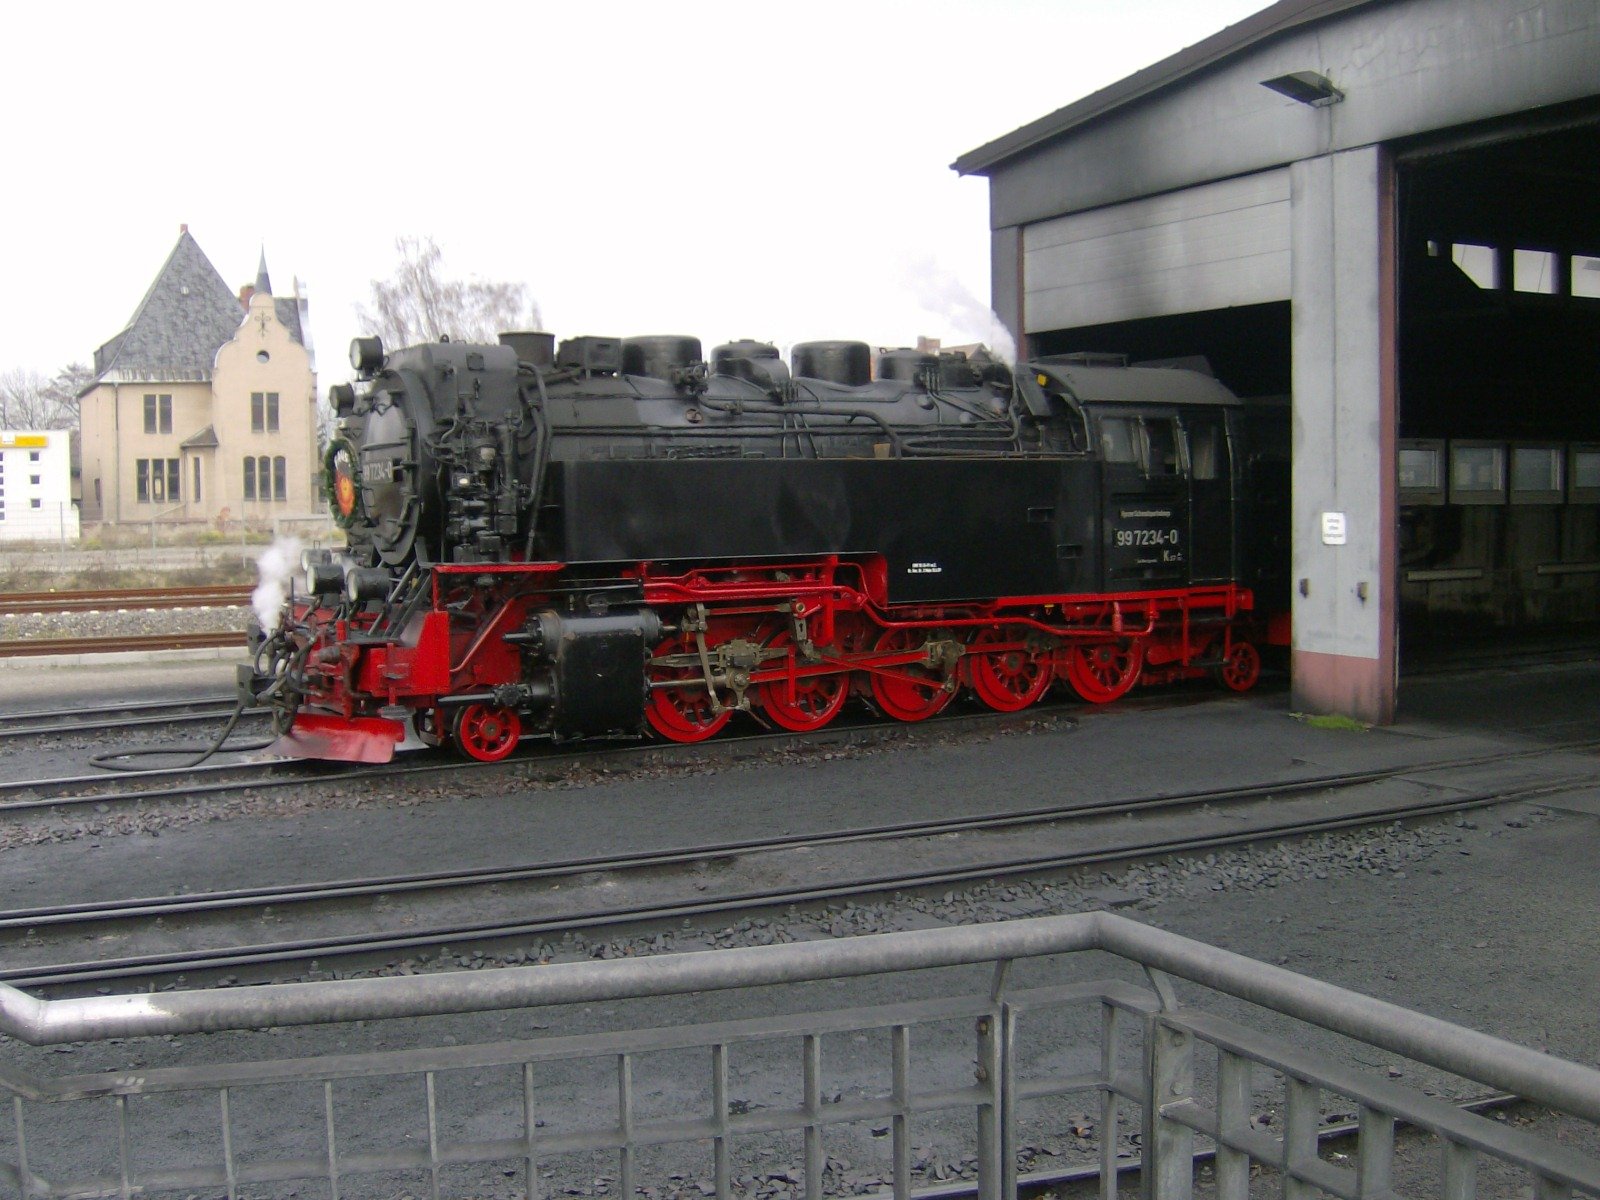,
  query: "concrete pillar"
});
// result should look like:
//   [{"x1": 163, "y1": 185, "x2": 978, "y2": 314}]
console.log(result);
[
  {"x1": 990, "y1": 225, "x2": 1024, "y2": 355},
  {"x1": 1289, "y1": 144, "x2": 1398, "y2": 724}
]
